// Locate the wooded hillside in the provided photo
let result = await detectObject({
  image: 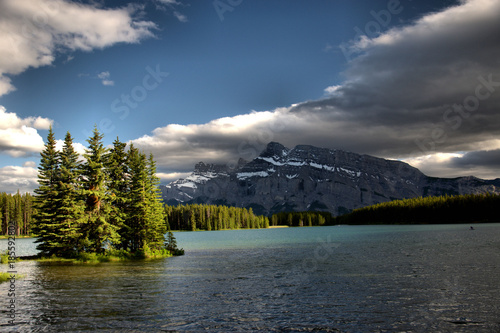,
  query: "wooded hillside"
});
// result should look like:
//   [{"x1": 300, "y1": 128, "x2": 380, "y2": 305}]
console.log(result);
[{"x1": 336, "y1": 194, "x2": 500, "y2": 225}]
